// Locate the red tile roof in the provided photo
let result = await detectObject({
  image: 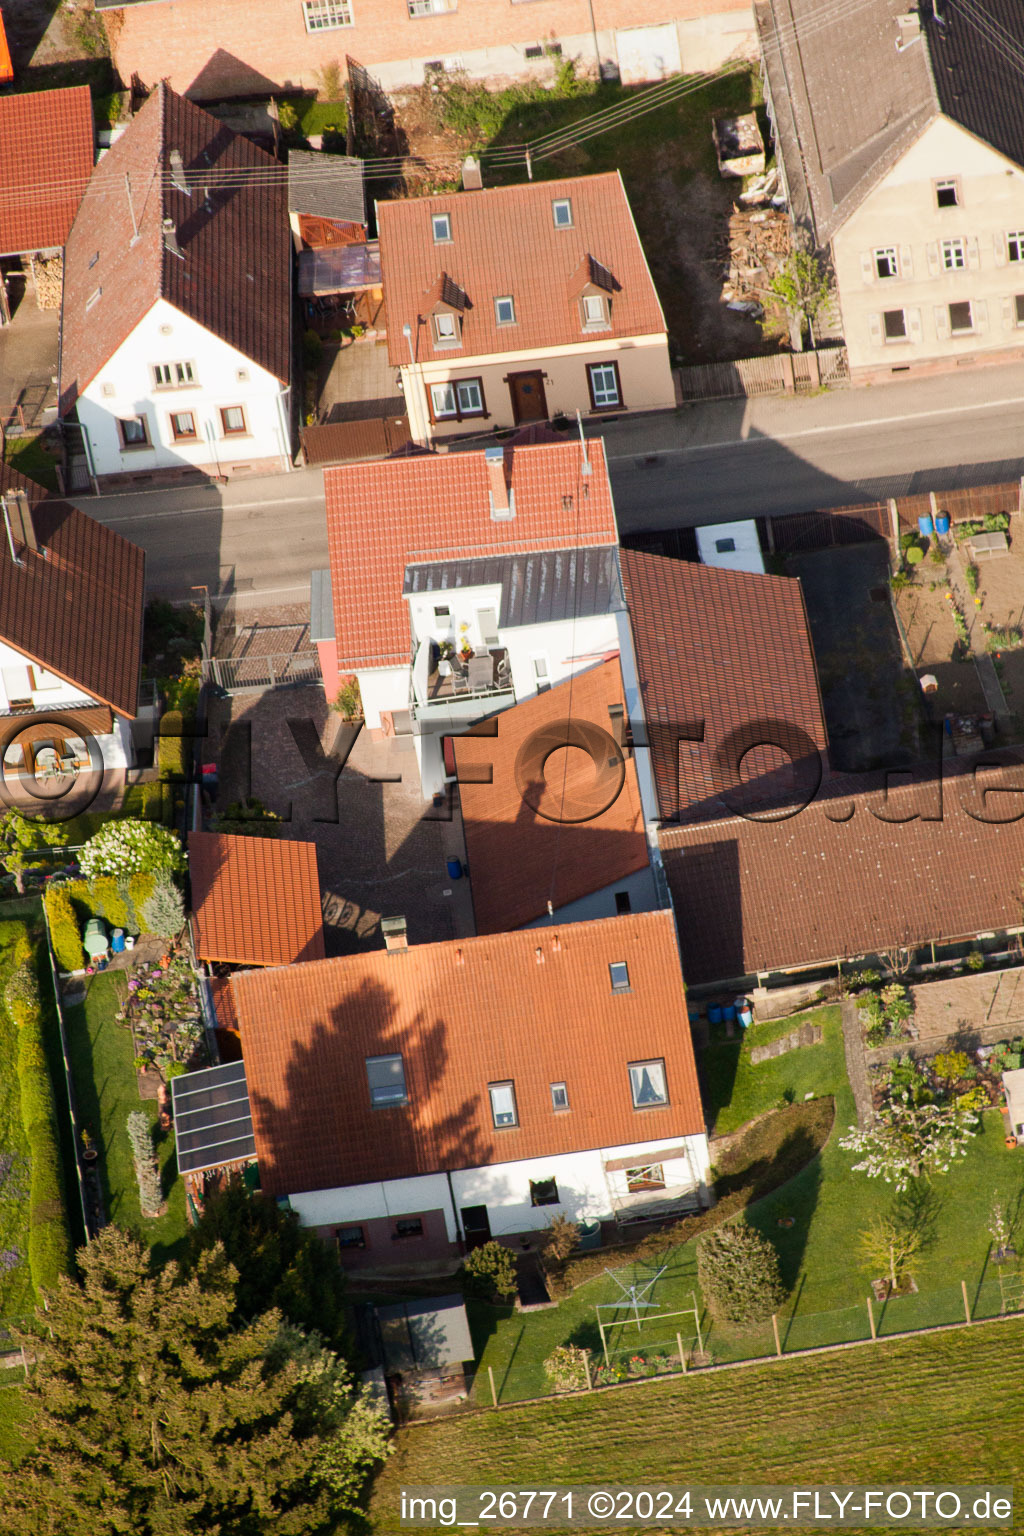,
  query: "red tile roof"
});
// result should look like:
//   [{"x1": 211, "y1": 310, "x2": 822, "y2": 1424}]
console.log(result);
[
  {"x1": 660, "y1": 764, "x2": 1024, "y2": 984},
  {"x1": 325, "y1": 436, "x2": 619, "y2": 671},
  {"x1": 620, "y1": 549, "x2": 828, "y2": 822},
  {"x1": 60, "y1": 81, "x2": 289, "y2": 411},
  {"x1": 188, "y1": 832, "x2": 326, "y2": 967},
  {"x1": 0, "y1": 499, "x2": 144, "y2": 716},
  {"x1": 454, "y1": 658, "x2": 651, "y2": 932},
  {"x1": 377, "y1": 172, "x2": 666, "y2": 366},
  {"x1": 0, "y1": 87, "x2": 93, "y2": 255},
  {"x1": 229, "y1": 911, "x2": 703, "y2": 1197}
]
